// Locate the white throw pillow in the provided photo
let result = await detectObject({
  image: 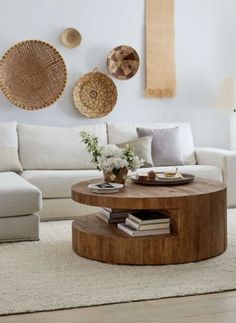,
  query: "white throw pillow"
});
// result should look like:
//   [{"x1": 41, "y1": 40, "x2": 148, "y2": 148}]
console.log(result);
[
  {"x1": 117, "y1": 136, "x2": 154, "y2": 167},
  {"x1": 107, "y1": 122, "x2": 196, "y2": 165},
  {"x1": 18, "y1": 123, "x2": 107, "y2": 170},
  {"x1": 0, "y1": 121, "x2": 22, "y2": 172}
]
